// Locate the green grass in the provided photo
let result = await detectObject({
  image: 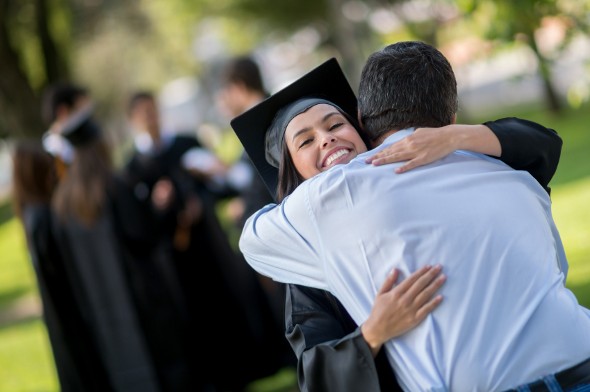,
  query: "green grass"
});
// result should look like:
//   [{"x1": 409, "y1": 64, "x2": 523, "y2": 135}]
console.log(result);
[
  {"x1": 552, "y1": 177, "x2": 590, "y2": 307},
  {"x1": 1, "y1": 102, "x2": 589, "y2": 391},
  {"x1": 0, "y1": 219, "x2": 38, "y2": 309},
  {"x1": 0, "y1": 318, "x2": 59, "y2": 392}
]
